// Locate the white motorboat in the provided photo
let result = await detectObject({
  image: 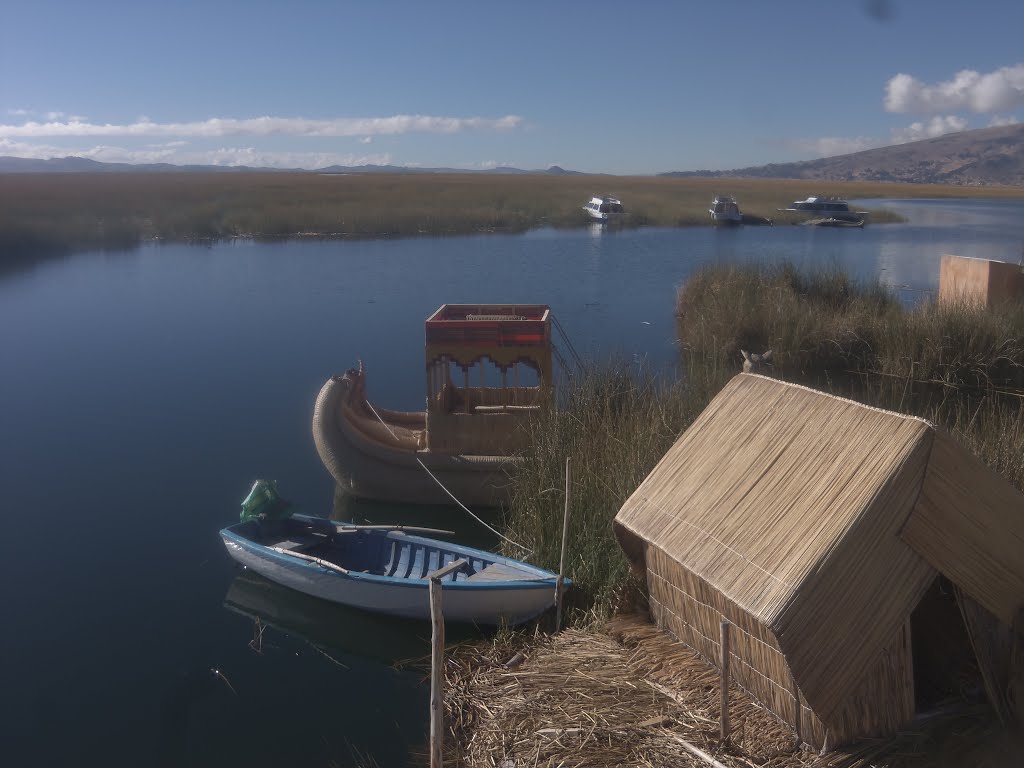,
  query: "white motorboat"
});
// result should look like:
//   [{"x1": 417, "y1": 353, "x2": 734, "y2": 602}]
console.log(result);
[
  {"x1": 779, "y1": 195, "x2": 869, "y2": 222},
  {"x1": 582, "y1": 196, "x2": 625, "y2": 222},
  {"x1": 709, "y1": 195, "x2": 743, "y2": 226}
]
